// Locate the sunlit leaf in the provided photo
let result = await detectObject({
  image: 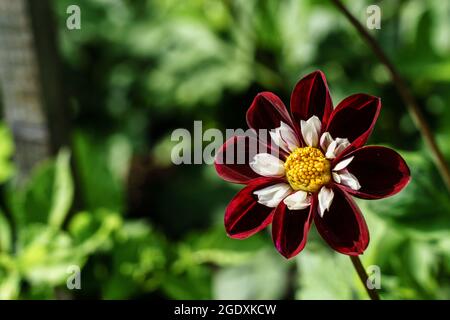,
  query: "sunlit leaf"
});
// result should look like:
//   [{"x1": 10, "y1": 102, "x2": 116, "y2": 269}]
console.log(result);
[
  {"x1": 17, "y1": 225, "x2": 83, "y2": 286},
  {"x1": 48, "y1": 149, "x2": 74, "y2": 229}
]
